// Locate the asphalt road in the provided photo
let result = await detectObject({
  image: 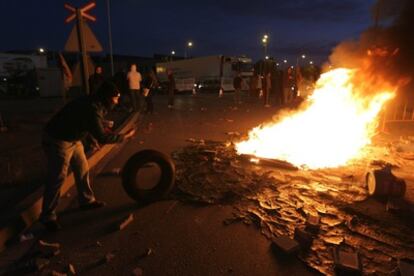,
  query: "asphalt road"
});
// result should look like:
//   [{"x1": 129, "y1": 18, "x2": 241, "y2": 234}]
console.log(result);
[{"x1": 2, "y1": 92, "x2": 317, "y2": 275}]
